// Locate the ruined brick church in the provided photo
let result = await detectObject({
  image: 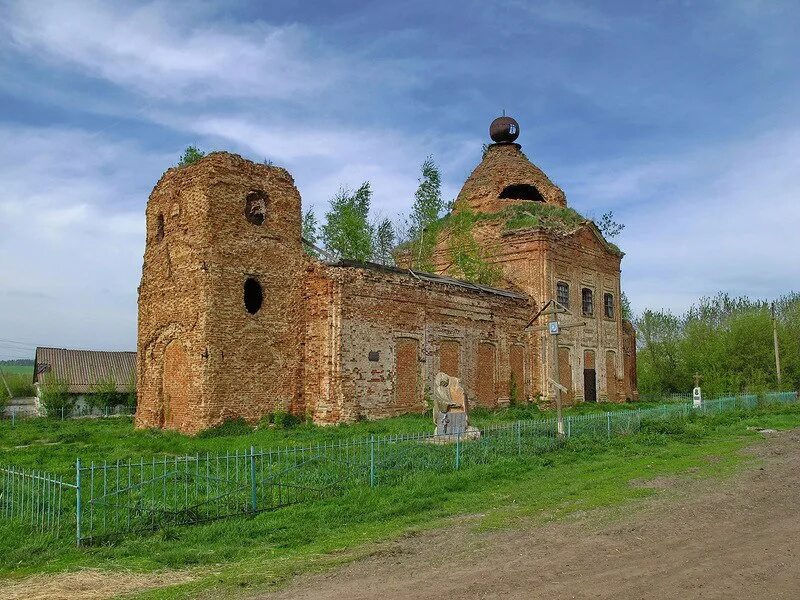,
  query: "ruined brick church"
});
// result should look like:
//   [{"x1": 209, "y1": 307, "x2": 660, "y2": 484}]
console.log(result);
[{"x1": 136, "y1": 117, "x2": 637, "y2": 434}]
